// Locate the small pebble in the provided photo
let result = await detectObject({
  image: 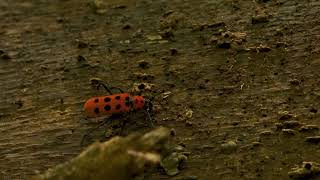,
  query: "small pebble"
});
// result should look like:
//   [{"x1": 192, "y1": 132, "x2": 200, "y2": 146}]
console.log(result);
[{"x1": 221, "y1": 141, "x2": 237, "y2": 154}]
